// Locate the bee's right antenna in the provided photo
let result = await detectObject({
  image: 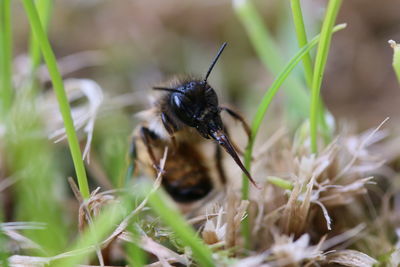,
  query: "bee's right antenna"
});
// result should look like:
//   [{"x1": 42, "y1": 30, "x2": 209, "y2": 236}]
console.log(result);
[{"x1": 203, "y1": 42, "x2": 228, "y2": 83}]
